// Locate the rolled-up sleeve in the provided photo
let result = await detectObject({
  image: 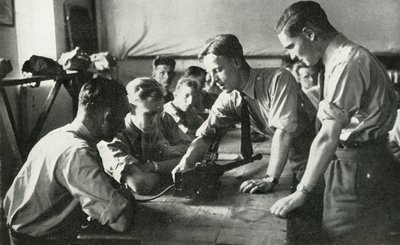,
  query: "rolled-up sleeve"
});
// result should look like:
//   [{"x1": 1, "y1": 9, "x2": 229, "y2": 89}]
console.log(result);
[
  {"x1": 196, "y1": 92, "x2": 240, "y2": 137},
  {"x1": 268, "y1": 71, "x2": 298, "y2": 133},
  {"x1": 317, "y1": 61, "x2": 364, "y2": 126},
  {"x1": 57, "y1": 147, "x2": 130, "y2": 225},
  {"x1": 98, "y1": 136, "x2": 139, "y2": 183}
]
